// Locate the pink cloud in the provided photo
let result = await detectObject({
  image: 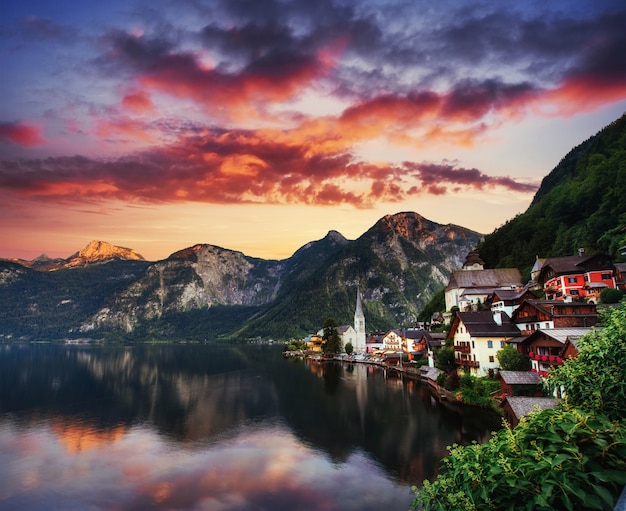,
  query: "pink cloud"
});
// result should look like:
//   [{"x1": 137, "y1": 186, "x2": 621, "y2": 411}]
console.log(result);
[{"x1": 0, "y1": 121, "x2": 46, "y2": 146}]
